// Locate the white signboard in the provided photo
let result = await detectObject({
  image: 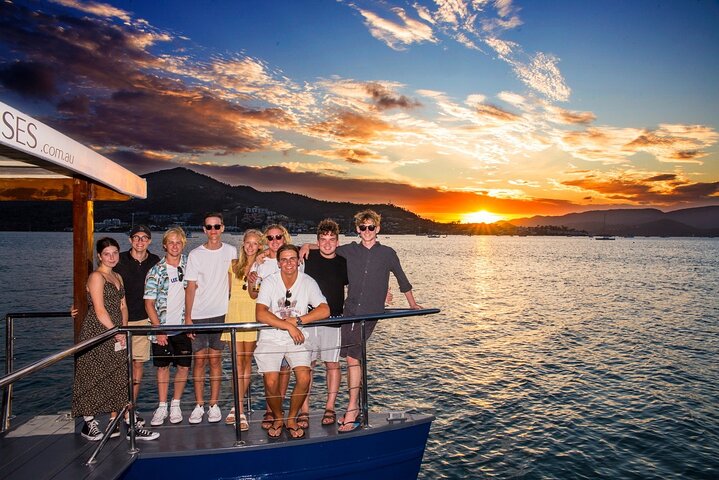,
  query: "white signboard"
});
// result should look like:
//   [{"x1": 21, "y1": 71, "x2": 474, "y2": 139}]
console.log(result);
[{"x1": 0, "y1": 100, "x2": 146, "y2": 199}]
